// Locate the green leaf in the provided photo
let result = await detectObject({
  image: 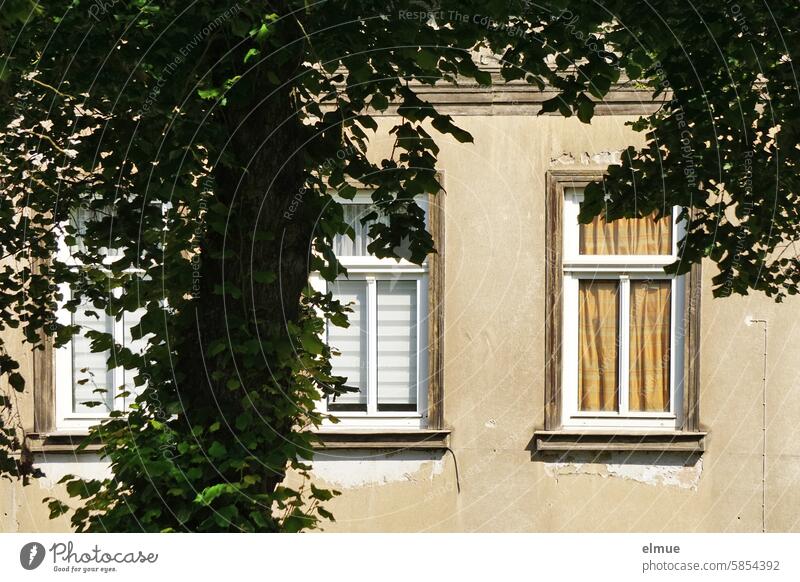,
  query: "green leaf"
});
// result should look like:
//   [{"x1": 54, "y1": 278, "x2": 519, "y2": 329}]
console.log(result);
[
  {"x1": 208, "y1": 441, "x2": 227, "y2": 459},
  {"x1": 577, "y1": 99, "x2": 595, "y2": 124},
  {"x1": 244, "y1": 48, "x2": 260, "y2": 64},
  {"x1": 310, "y1": 483, "x2": 334, "y2": 502},
  {"x1": 195, "y1": 483, "x2": 236, "y2": 505},
  {"x1": 539, "y1": 97, "x2": 560, "y2": 115},
  {"x1": 8, "y1": 372, "x2": 24, "y2": 391},
  {"x1": 300, "y1": 331, "x2": 324, "y2": 355},
  {"x1": 252, "y1": 271, "x2": 276, "y2": 284},
  {"x1": 415, "y1": 49, "x2": 438, "y2": 70},
  {"x1": 474, "y1": 69, "x2": 492, "y2": 86},
  {"x1": 208, "y1": 342, "x2": 227, "y2": 357},
  {"x1": 371, "y1": 93, "x2": 389, "y2": 111},
  {"x1": 198, "y1": 87, "x2": 221, "y2": 100}
]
